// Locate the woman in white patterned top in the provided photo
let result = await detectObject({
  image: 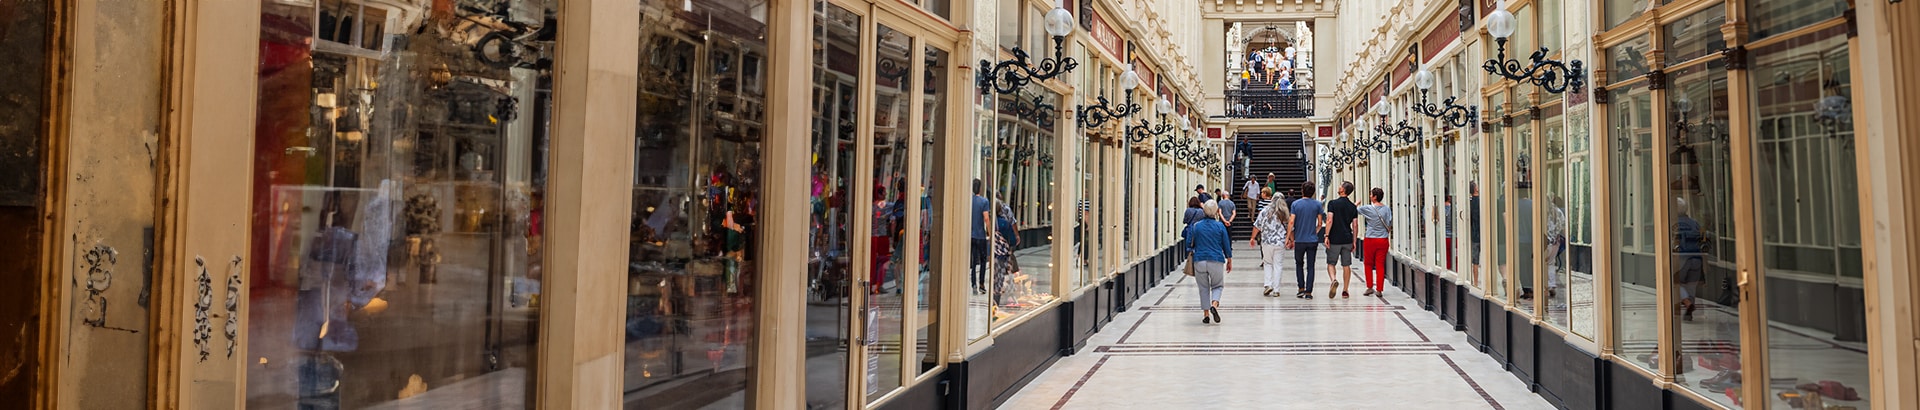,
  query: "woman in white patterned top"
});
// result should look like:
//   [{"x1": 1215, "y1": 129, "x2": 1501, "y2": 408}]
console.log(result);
[{"x1": 1251, "y1": 191, "x2": 1290, "y2": 297}]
